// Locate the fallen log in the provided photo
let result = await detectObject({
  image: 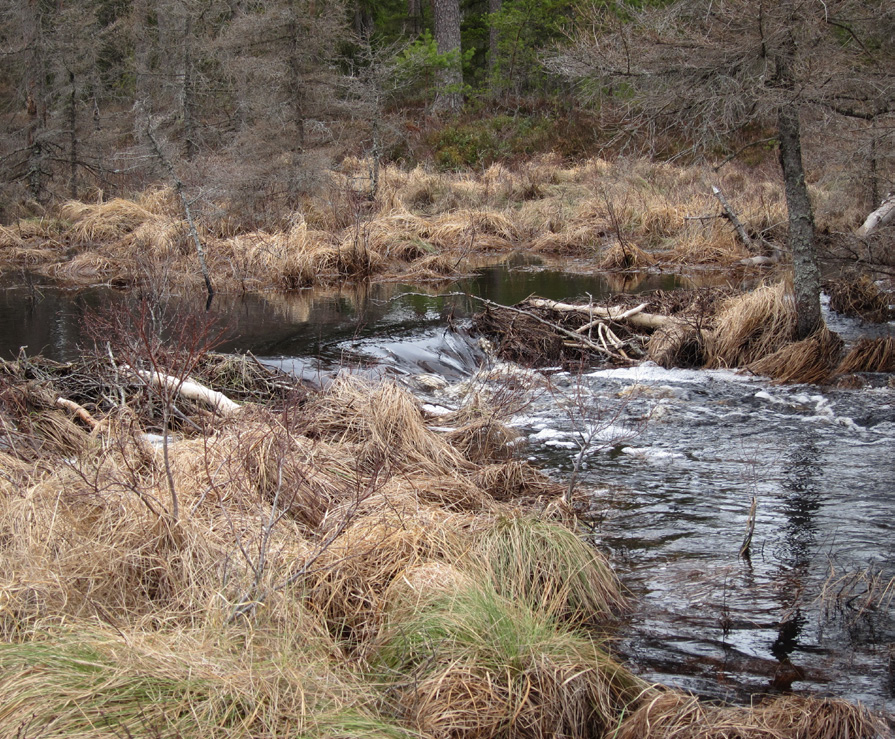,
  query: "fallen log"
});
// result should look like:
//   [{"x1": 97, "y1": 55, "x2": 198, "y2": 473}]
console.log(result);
[
  {"x1": 56, "y1": 397, "x2": 100, "y2": 429},
  {"x1": 857, "y1": 193, "x2": 895, "y2": 236},
  {"x1": 129, "y1": 367, "x2": 241, "y2": 415}
]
